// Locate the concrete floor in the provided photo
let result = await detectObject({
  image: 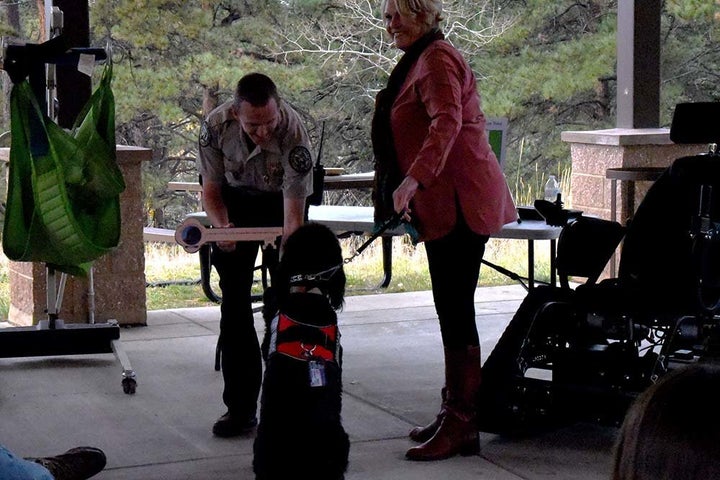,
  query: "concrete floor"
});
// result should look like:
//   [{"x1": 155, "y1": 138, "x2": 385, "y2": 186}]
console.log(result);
[{"x1": 0, "y1": 285, "x2": 616, "y2": 479}]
